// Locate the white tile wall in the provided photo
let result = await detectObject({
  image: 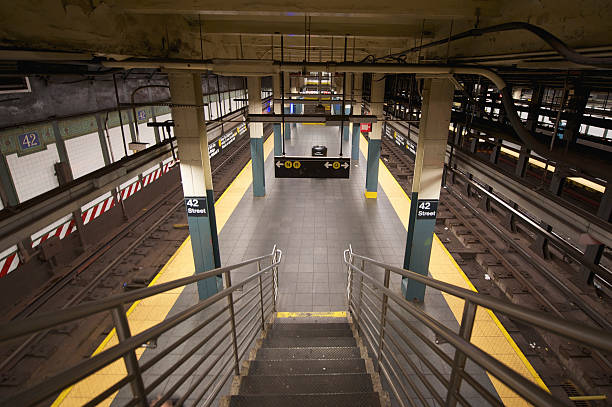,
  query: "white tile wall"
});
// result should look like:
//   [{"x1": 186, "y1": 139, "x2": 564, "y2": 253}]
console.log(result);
[
  {"x1": 7, "y1": 143, "x2": 60, "y2": 203},
  {"x1": 136, "y1": 121, "x2": 158, "y2": 147},
  {"x1": 107, "y1": 124, "x2": 133, "y2": 161},
  {"x1": 65, "y1": 132, "x2": 106, "y2": 179},
  {"x1": 0, "y1": 197, "x2": 4, "y2": 211}
]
